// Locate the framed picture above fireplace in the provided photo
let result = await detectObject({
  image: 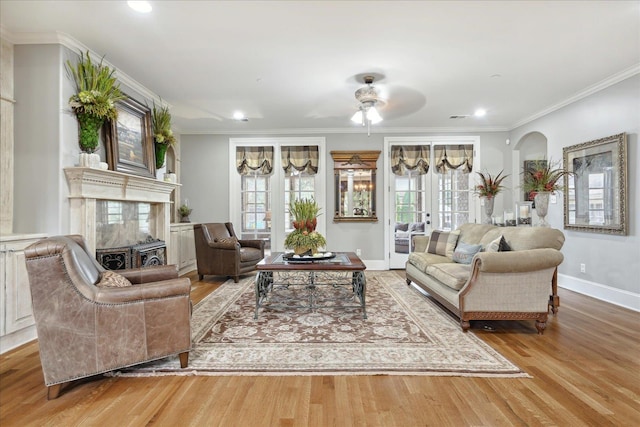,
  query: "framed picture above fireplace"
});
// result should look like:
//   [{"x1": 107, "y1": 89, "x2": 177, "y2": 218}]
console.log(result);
[{"x1": 105, "y1": 96, "x2": 156, "y2": 178}]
